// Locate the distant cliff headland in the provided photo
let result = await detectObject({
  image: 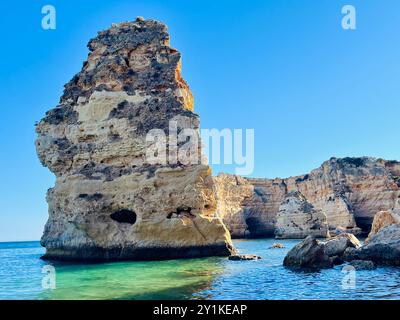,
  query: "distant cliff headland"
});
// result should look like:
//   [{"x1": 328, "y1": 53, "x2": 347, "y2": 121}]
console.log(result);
[
  {"x1": 215, "y1": 157, "x2": 400, "y2": 239},
  {"x1": 35, "y1": 17, "x2": 400, "y2": 262}
]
